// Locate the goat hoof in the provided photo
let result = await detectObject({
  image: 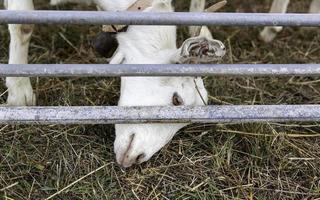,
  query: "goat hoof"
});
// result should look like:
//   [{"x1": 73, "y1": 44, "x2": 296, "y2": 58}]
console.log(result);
[{"x1": 7, "y1": 87, "x2": 36, "y2": 106}]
